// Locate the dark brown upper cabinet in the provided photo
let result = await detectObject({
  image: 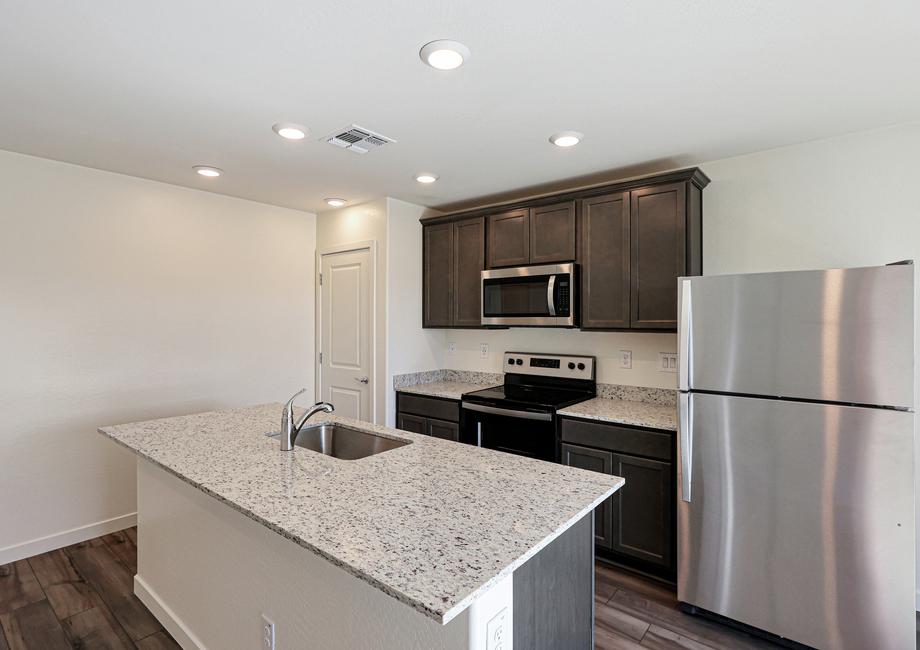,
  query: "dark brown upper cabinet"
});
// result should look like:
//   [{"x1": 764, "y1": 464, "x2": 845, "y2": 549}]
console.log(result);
[
  {"x1": 421, "y1": 168, "x2": 708, "y2": 331},
  {"x1": 423, "y1": 222, "x2": 453, "y2": 327},
  {"x1": 487, "y1": 202, "x2": 576, "y2": 268},
  {"x1": 453, "y1": 217, "x2": 485, "y2": 327},
  {"x1": 529, "y1": 201, "x2": 576, "y2": 264},
  {"x1": 580, "y1": 192, "x2": 630, "y2": 329},
  {"x1": 487, "y1": 208, "x2": 530, "y2": 268},
  {"x1": 422, "y1": 216, "x2": 485, "y2": 328},
  {"x1": 630, "y1": 182, "x2": 687, "y2": 329}
]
